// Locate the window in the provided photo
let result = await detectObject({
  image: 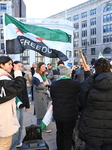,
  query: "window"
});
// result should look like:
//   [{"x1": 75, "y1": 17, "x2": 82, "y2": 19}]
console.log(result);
[
  {"x1": 74, "y1": 23, "x2": 79, "y2": 29},
  {"x1": 1, "y1": 29, "x2": 4, "y2": 39},
  {"x1": 20, "y1": 50, "x2": 30, "y2": 64},
  {"x1": 82, "y1": 20, "x2": 87, "y2": 28},
  {"x1": 107, "y1": 35, "x2": 110, "y2": 42},
  {"x1": 74, "y1": 32, "x2": 79, "y2": 38},
  {"x1": 90, "y1": 38, "x2": 96, "y2": 45},
  {"x1": 74, "y1": 50, "x2": 78, "y2": 57},
  {"x1": 82, "y1": 39, "x2": 87, "y2": 46},
  {"x1": 67, "y1": 17, "x2": 71, "y2": 21},
  {"x1": 35, "y1": 52, "x2": 44, "y2": 63},
  {"x1": 82, "y1": 12, "x2": 87, "y2": 18},
  {"x1": 103, "y1": 24, "x2": 112, "y2": 32},
  {"x1": 82, "y1": 30, "x2": 87, "y2": 37},
  {"x1": 82, "y1": 49, "x2": 87, "y2": 57},
  {"x1": 90, "y1": 9, "x2": 96, "y2": 15},
  {"x1": 103, "y1": 15, "x2": 107, "y2": 22},
  {"x1": 0, "y1": 4, "x2": 6, "y2": 12},
  {"x1": 74, "y1": 15, "x2": 79, "y2": 21},
  {"x1": 103, "y1": 36, "x2": 107, "y2": 43},
  {"x1": 103, "y1": 5, "x2": 112, "y2": 12},
  {"x1": 90, "y1": 18, "x2": 96, "y2": 26},
  {"x1": 66, "y1": 50, "x2": 72, "y2": 58},
  {"x1": 74, "y1": 41, "x2": 79, "y2": 47},
  {"x1": 103, "y1": 13, "x2": 112, "y2": 22},
  {"x1": 103, "y1": 47, "x2": 112, "y2": 54},
  {"x1": 91, "y1": 48, "x2": 95, "y2": 55},
  {"x1": 91, "y1": 58, "x2": 95, "y2": 65},
  {"x1": 1, "y1": 43, "x2": 4, "y2": 49},
  {"x1": 103, "y1": 35, "x2": 112, "y2": 43},
  {"x1": 68, "y1": 34, "x2": 72, "y2": 43},
  {"x1": 49, "y1": 58, "x2": 57, "y2": 66},
  {"x1": 0, "y1": 16, "x2": 3, "y2": 24},
  {"x1": 91, "y1": 28, "x2": 96, "y2": 35},
  {"x1": 110, "y1": 35, "x2": 112, "y2": 42}
]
